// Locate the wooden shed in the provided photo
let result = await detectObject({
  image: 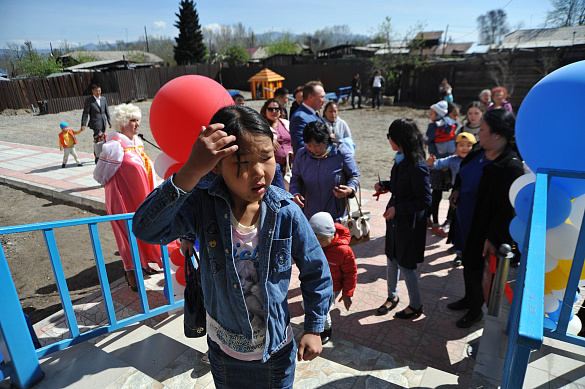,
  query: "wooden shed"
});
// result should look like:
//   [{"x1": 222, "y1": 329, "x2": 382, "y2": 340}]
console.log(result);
[{"x1": 247, "y1": 68, "x2": 285, "y2": 100}]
